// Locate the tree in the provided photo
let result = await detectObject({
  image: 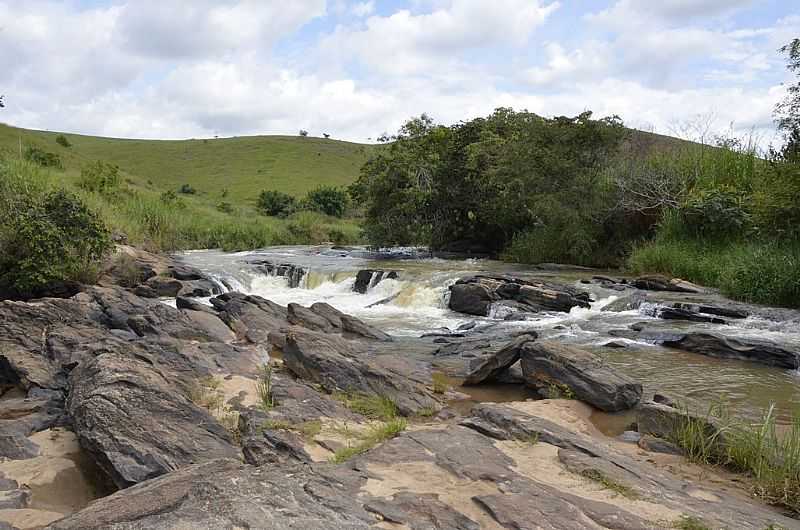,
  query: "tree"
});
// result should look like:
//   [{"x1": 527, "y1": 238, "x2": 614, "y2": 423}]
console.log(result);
[
  {"x1": 776, "y1": 38, "x2": 800, "y2": 159},
  {"x1": 0, "y1": 95, "x2": 4, "y2": 108},
  {"x1": 323, "y1": 133, "x2": 330, "y2": 139},
  {"x1": 257, "y1": 190, "x2": 296, "y2": 217},
  {"x1": 298, "y1": 130, "x2": 309, "y2": 137}
]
